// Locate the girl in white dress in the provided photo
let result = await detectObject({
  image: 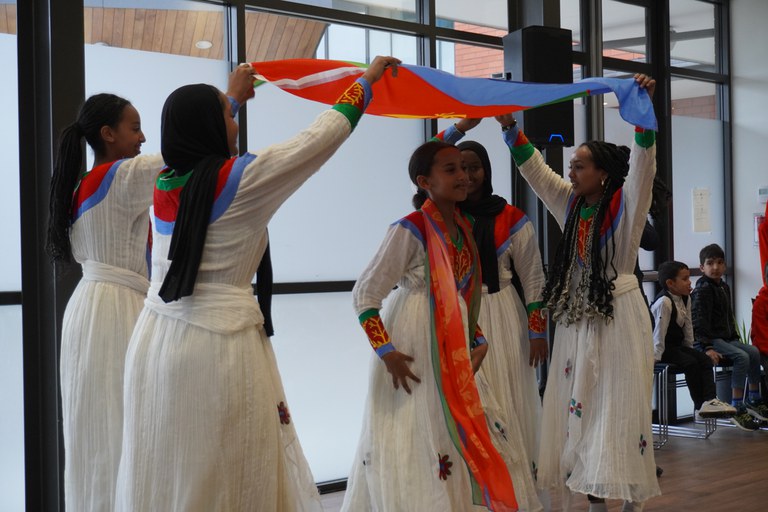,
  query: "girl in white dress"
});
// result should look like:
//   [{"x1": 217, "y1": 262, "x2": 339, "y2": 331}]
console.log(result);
[
  {"x1": 343, "y1": 140, "x2": 542, "y2": 511},
  {"x1": 114, "y1": 57, "x2": 399, "y2": 512},
  {"x1": 499, "y1": 74, "x2": 660, "y2": 512},
  {"x1": 48, "y1": 92, "x2": 161, "y2": 512}
]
